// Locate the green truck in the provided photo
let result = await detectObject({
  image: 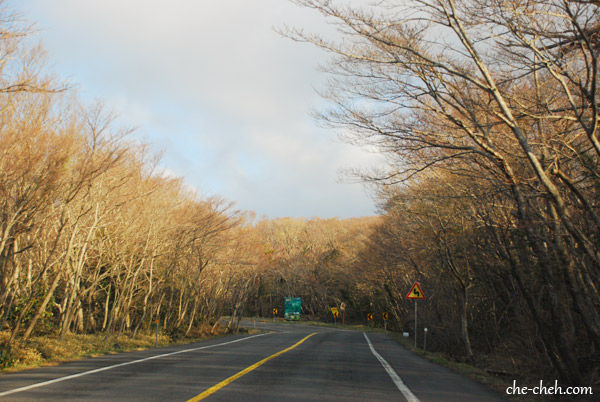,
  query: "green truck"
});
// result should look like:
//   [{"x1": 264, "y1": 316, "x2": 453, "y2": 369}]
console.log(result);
[{"x1": 284, "y1": 297, "x2": 301, "y2": 320}]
